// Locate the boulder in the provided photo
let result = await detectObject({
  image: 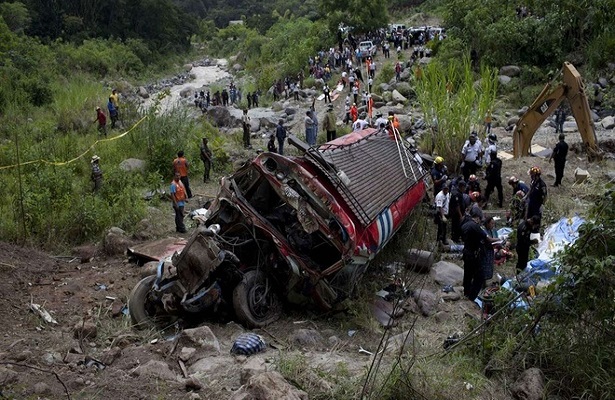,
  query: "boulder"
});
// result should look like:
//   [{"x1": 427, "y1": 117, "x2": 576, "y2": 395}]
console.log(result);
[
  {"x1": 412, "y1": 289, "x2": 438, "y2": 316},
  {"x1": 517, "y1": 106, "x2": 529, "y2": 116},
  {"x1": 400, "y1": 69, "x2": 412, "y2": 81},
  {"x1": 183, "y1": 63, "x2": 193, "y2": 72},
  {"x1": 119, "y1": 158, "x2": 146, "y2": 172},
  {"x1": 562, "y1": 120, "x2": 578, "y2": 132},
  {"x1": 391, "y1": 90, "x2": 407, "y2": 103},
  {"x1": 240, "y1": 356, "x2": 268, "y2": 384},
  {"x1": 73, "y1": 320, "x2": 97, "y2": 340},
  {"x1": 507, "y1": 116, "x2": 520, "y2": 127},
  {"x1": 291, "y1": 329, "x2": 324, "y2": 348},
  {"x1": 180, "y1": 86, "x2": 195, "y2": 98},
  {"x1": 393, "y1": 82, "x2": 413, "y2": 97},
  {"x1": 405, "y1": 249, "x2": 434, "y2": 273},
  {"x1": 178, "y1": 326, "x2": 220, "y2": 356},
  {"x1": 499, "y1": 65, "x2": 521, "y2": 77},
  {"x1": 511, "y1": 368, "x2": 545, "y2": 400},
  {"x1": 590, "y1": 110, "x2": 601, "y2": 122},
  {"x1": 430, "y1": 261, "x2": 464, "y2": 286},
  {"x1": 598, "y1": 77, "x2": 609, "y2": 88},
  {"x1": 137, "y1": 86, "x2": 150, "y2": 99},
  {"x1": 396, "y1": 114, "x2": 414, "y2": 134},
  {"x1": 229, "y1": 371, "x2": 308, "y2": 400},
  {"x1": 133, "y1": 360, "x2": 177, "y2": 381},
  {"x1": 379, "y1": 83, "x2": 391, "y2": 92},
  {"x1": 103, "y1": 227, "x2": 132, "y2": 256},
  {"x1": 601, "y1": 115, "x2": 615, "y2": 129},
  {"x1": 249, "y1": 118, "x2": 261, "y2": 132},
  {"x1": 206, "y1": 106, "x2": 233, "y2": 127},
  {"x1": 498, "y1": 75, "x2": 512, "y2": 85},
  {"x1": 284, "y1": 107, "x2": 297, "y2": 116},
  {"x1": 233, "y1": 63, "x2": 243, "y2": 72}
]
